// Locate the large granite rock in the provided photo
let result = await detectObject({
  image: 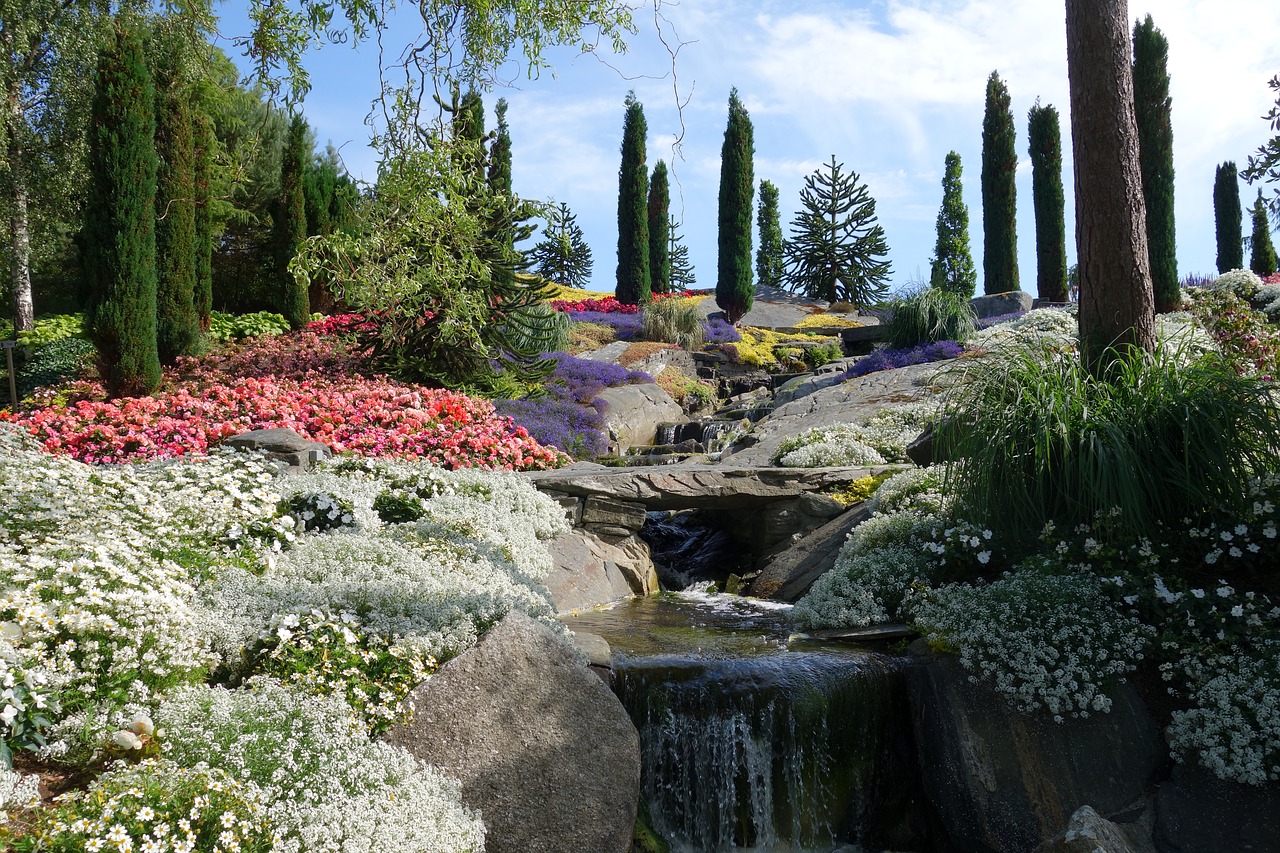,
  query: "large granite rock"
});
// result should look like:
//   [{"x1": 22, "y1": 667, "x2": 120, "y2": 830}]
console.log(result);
[
  {"x1": 595, "y1": 383, "x2": 687, "y2": 452},
  {"x1": 717, "y1": 360, "x2": 945, "y2": 467},
  {"x1": 1034, "y1": 805, "x2": 1150, "y2": 853},
  {"x1": 905, "y1": 648, "x2": 1162, "y2": 853},
  {"x1": 544, "y1": 529, "x2": 659, "y2": 613},
  {"x1": 1153, "y1": 765, "x2": 1280, "y2": 852},
  {"x1": 970, "y1": 289, "x2": 1034, "y2": 319},
  {"x1": 385, "y1": 612, "x2": 641, "y2": 853},
  {"x1": 223, "y1": 427, "x2": 331, "y2": 468},
  {"x1": 748, "y1": 504, "x2": 871, "y2": 600}
]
